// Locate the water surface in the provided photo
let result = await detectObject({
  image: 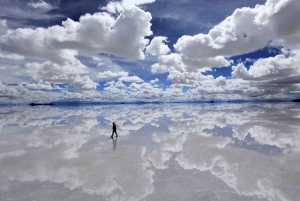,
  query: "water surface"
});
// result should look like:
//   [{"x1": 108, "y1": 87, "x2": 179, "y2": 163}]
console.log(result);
[{"x1": 1, "y1": 103, "x2": 300, "y2": 201}]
